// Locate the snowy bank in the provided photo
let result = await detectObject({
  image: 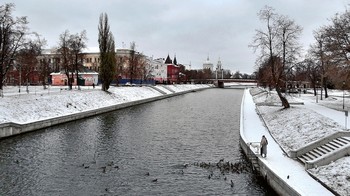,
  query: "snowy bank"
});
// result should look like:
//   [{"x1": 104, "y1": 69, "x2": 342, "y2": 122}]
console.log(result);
[
  {"x1": 251, "y1": 87, "x2": 350, "y2": 196},
  {"x1": 241, "y1": 88, "x2": 334, "y2": 196},
  {"x1": 0, "y1": 84, "x2": 212, "y2": 138}
]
